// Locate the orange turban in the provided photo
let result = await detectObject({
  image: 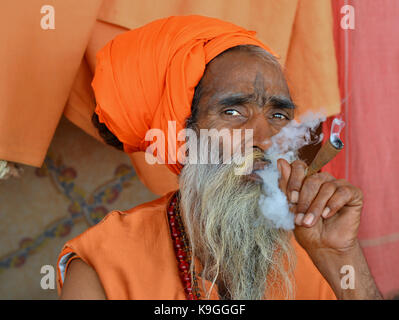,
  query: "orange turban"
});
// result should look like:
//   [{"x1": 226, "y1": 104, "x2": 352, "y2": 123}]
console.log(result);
[{"x1": 92, "y1": 15, "x2": 276, "y2": 175}]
